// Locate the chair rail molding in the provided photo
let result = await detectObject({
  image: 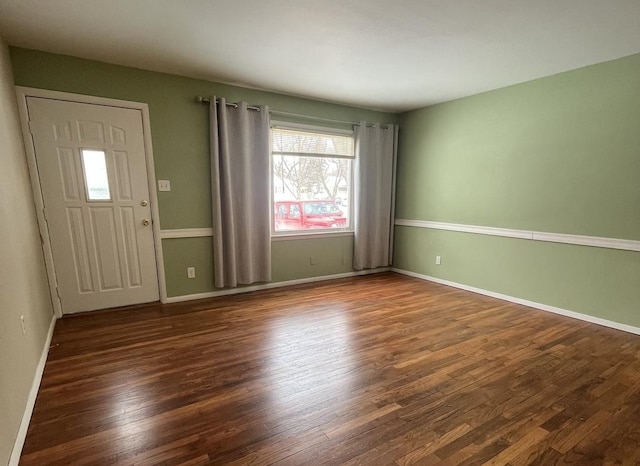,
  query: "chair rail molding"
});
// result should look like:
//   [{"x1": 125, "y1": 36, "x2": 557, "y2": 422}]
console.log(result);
[
  {"x1": 394, "y1": 219, "x2": 640, "y2": 253},
  {"x1": 160, "y1": 228, "x2": 214, "y2": 239}
]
